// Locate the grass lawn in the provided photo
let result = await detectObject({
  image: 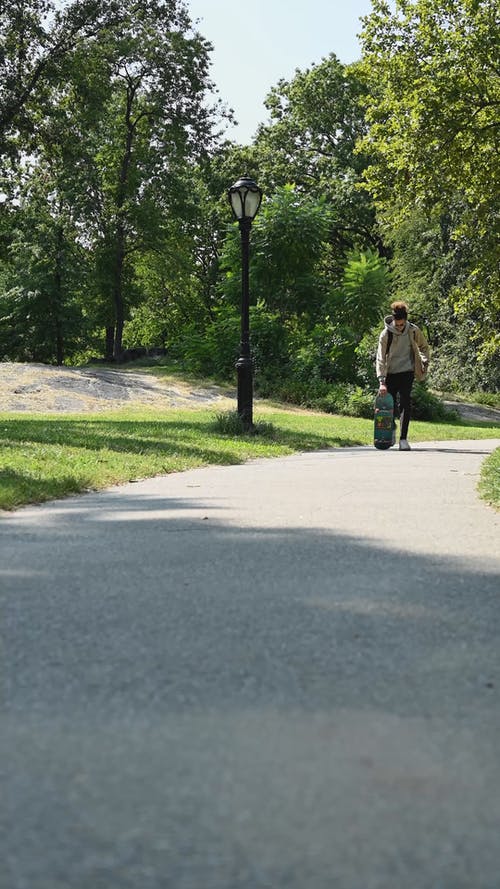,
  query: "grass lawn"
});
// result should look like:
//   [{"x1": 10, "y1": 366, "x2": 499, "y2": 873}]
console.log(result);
[
  {"x1": 478, "y1": 447, "x2": 500, "y2": 510},
  {"x1": 0, "y1": 405, "x2": 499, "y2": 511}
]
